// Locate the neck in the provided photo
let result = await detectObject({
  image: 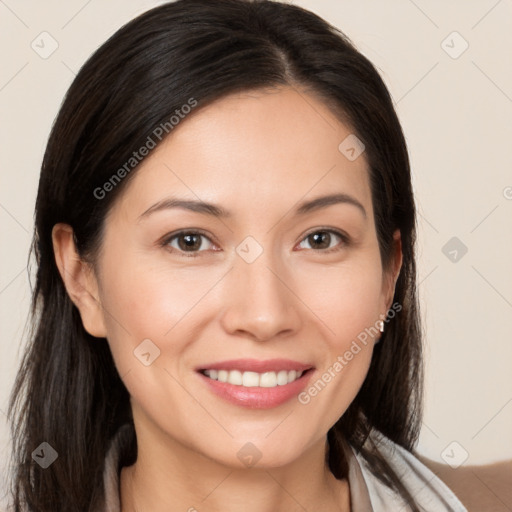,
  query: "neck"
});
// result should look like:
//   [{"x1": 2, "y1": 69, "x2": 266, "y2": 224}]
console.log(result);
[{"x1": 119, "y1": 421, "x2": 350, "y2": 512}]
